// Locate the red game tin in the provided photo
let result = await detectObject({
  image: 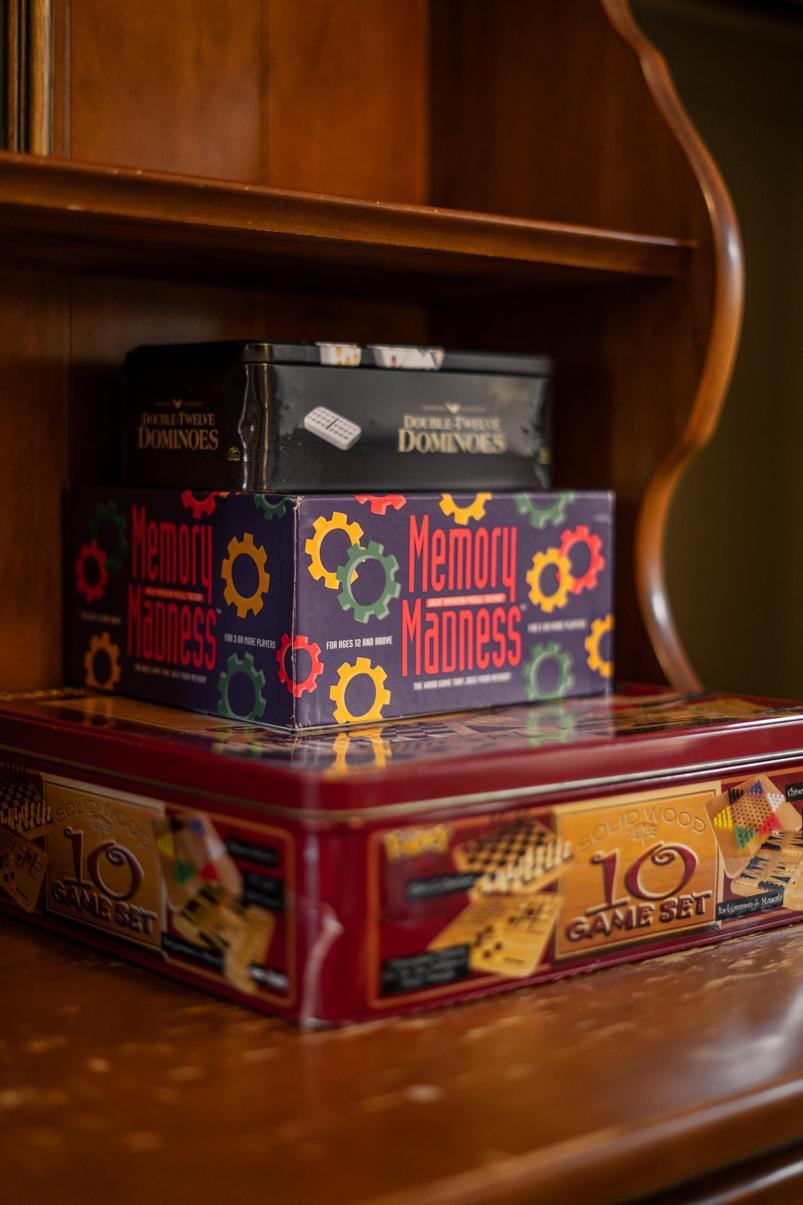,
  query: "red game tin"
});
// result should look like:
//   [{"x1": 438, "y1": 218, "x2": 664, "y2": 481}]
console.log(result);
[{"x1": 3, "y1": 686, "x2": 803, "y2": 1026}]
